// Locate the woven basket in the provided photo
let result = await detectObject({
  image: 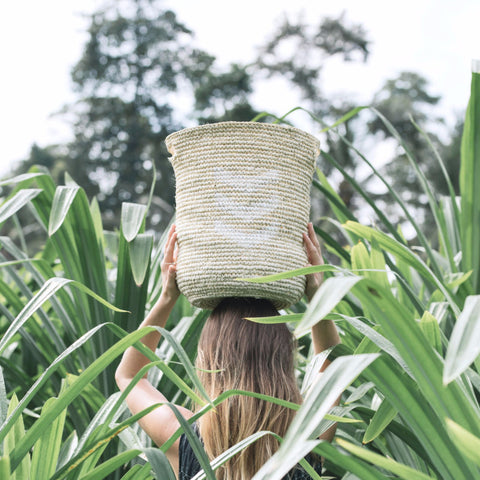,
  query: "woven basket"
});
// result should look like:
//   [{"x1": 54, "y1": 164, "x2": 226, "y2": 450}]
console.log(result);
[{"x1": 165, "y1": 121, "x2": 320, "y2": 310}]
